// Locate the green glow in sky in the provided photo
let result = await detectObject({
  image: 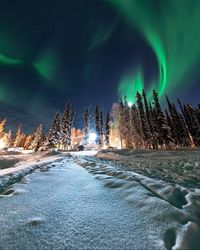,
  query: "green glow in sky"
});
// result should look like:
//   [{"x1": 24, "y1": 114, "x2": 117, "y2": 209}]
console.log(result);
[
  {"x1": 118, "y1": 69, "x2": 144, "y2": 103},
  {"x1": 89, "y1": 20, "x2": 117, "y2": 51},
  {"x1": 0, "y1": 53, "x2": 21, "y2": 65},
  {"x1": 34, "y1": 50, "x2": 58, "y2": 81},
  {"x1": 108, "y1": 0, "x2": 200, "y2": 102}
]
